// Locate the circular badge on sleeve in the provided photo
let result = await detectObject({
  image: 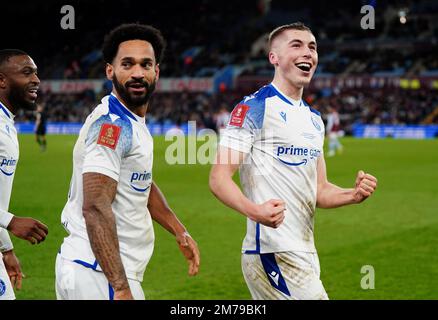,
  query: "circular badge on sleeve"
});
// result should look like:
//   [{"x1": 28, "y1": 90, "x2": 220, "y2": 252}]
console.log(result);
[{"x1": 0, "y1": 279, "x2": 6, "y2": 296}]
